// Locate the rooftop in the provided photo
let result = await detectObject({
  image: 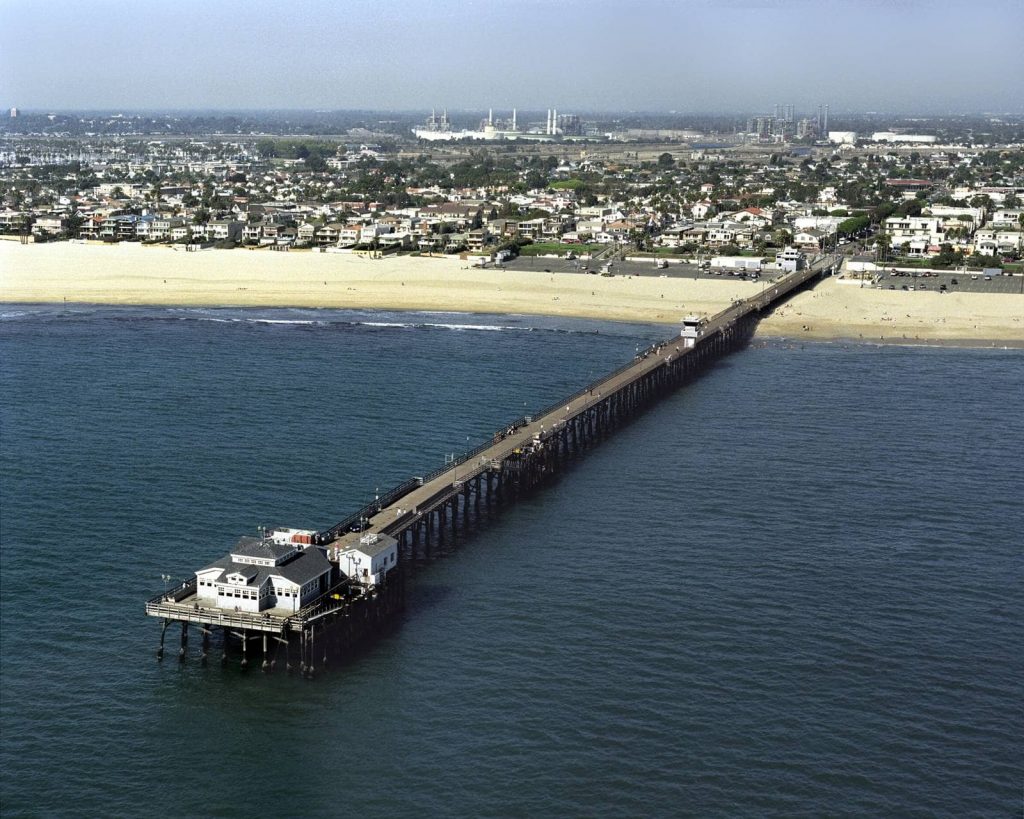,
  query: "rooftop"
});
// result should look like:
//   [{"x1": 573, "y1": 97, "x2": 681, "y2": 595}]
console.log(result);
[
  {"x1": 201, "y1": 542, "x2": 332, "y2": 587},
  {"x1": 230, "y1": 536, "x2": 296, "y2": 562}
]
